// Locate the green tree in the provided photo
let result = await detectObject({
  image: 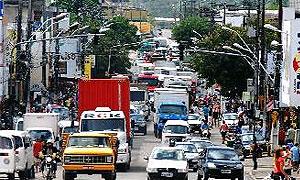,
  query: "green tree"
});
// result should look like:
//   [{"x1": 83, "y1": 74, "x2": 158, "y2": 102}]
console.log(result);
[
  {"x1": 192, "y1": 25, "x2": 255, "y2": 97},
  {"x1": 172, "y1": 16, "x2": 212, "y2": 47},
  {"x1": 57, "y1": 0, "x2": 139, "y2": 78}
]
